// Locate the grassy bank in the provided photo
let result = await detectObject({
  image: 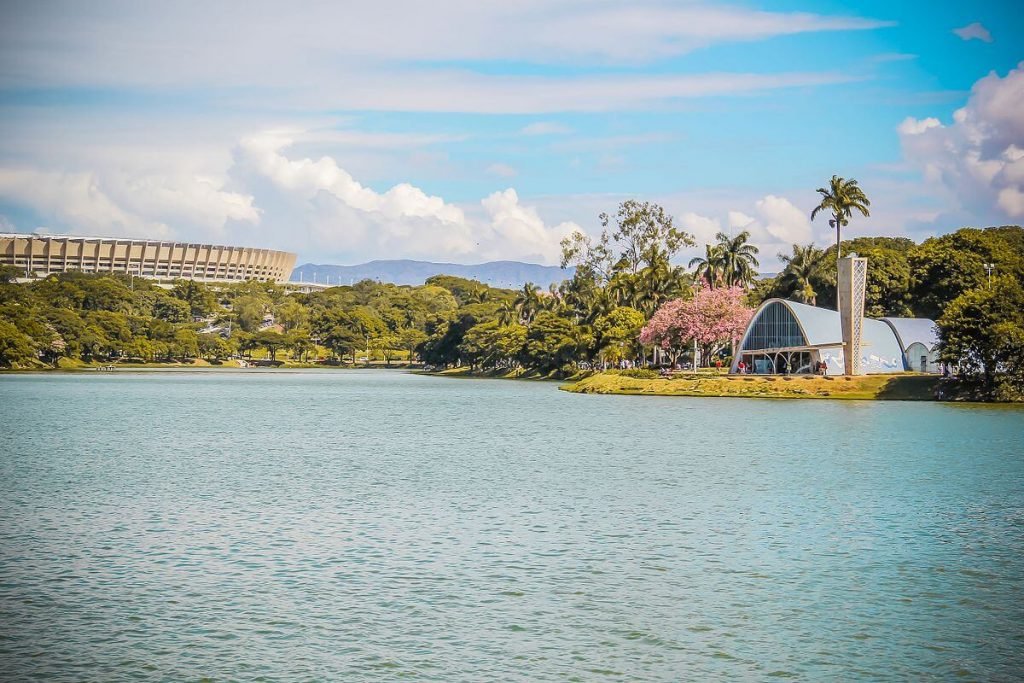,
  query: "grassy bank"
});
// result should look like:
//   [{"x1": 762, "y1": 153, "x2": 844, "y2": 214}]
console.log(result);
[
  {"x1": 562, "y1": 371, "x2": 943, "y2": 400},
  {"x1": 0, "y1": 358, "x2": 423, "y2": 372}
]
